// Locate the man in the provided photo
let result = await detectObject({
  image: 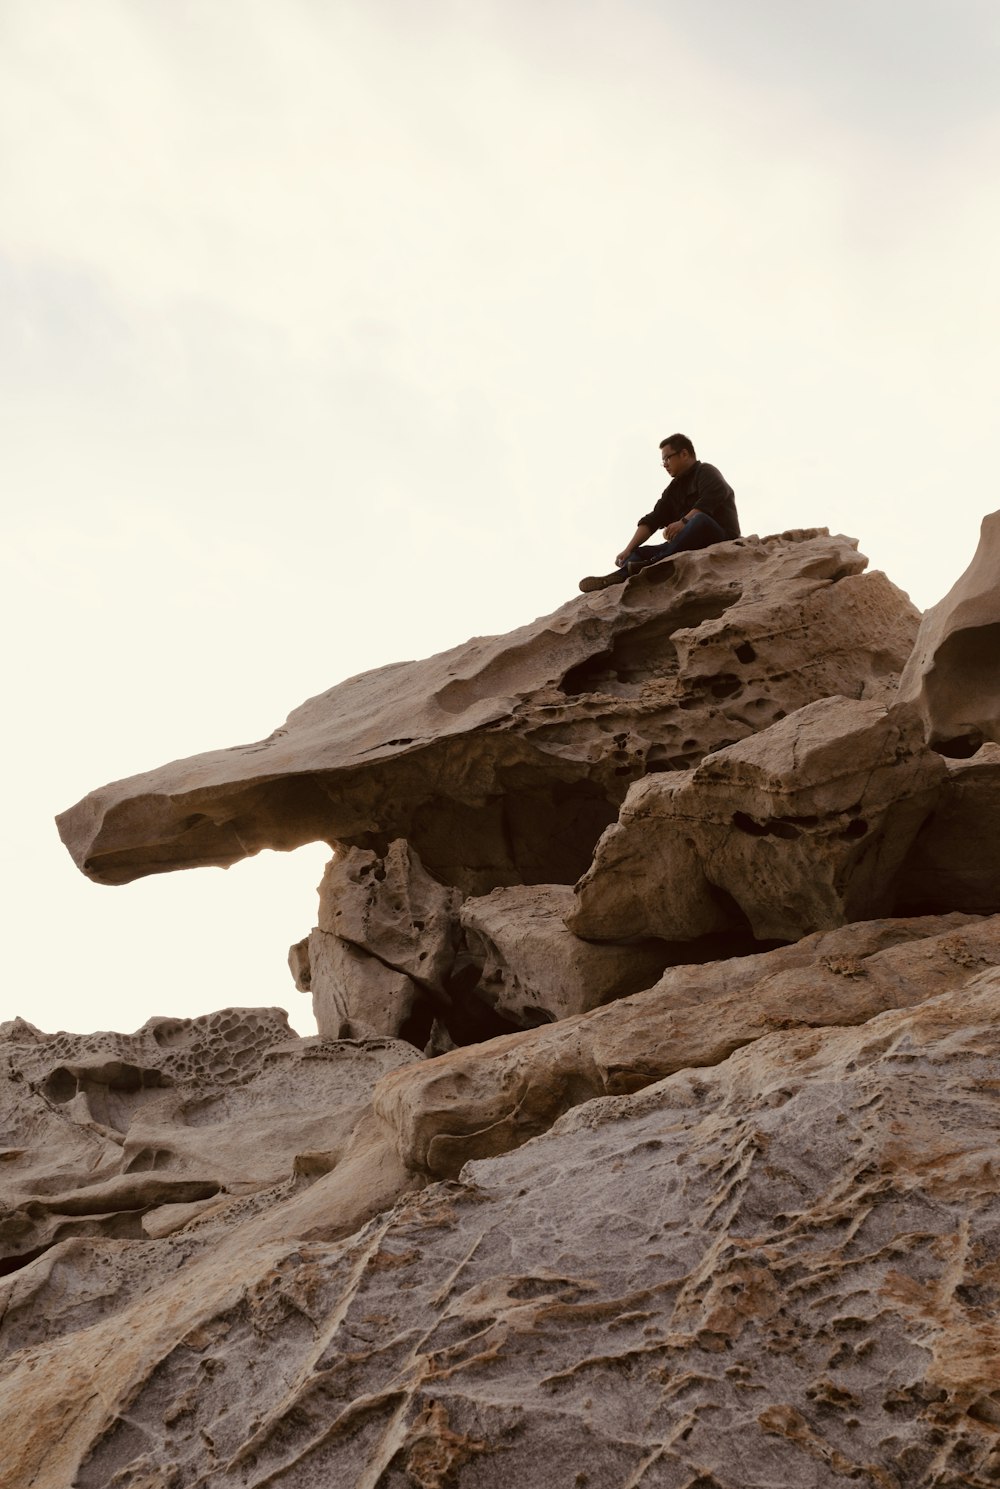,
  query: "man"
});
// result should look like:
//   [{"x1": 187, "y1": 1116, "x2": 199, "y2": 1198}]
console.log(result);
[{"x1": 579, "y1": 434, "x2": 739, "y2": 593}]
